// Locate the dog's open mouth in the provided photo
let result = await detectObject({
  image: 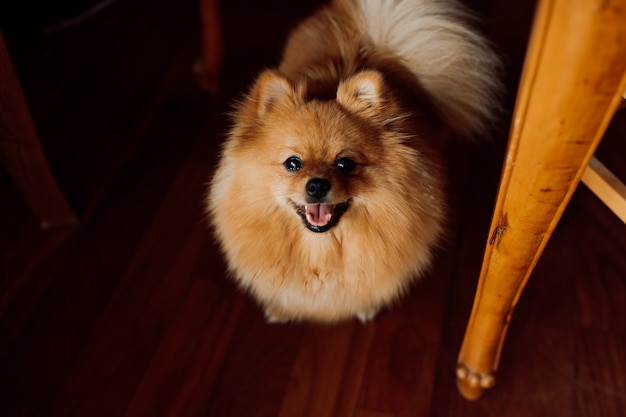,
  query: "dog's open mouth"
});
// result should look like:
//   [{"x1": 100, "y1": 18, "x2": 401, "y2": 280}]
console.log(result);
[{"x1": 294, "y1": 201, "x2": 349, "y2": 233}]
